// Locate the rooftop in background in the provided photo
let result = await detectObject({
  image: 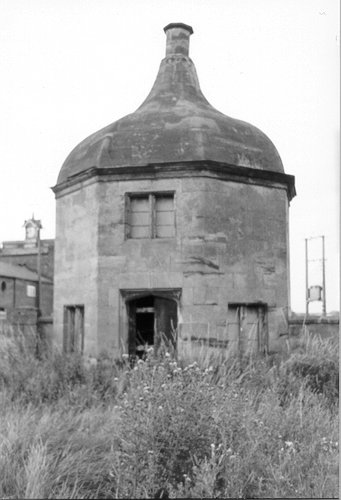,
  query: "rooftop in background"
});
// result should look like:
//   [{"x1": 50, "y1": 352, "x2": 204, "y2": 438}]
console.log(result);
[
  {"x1": 0, "y1": 261, "x2": 52, "y2": 283},
  {"x1": 0, "y1": 217, "x2": 54, "y2": 281}
]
